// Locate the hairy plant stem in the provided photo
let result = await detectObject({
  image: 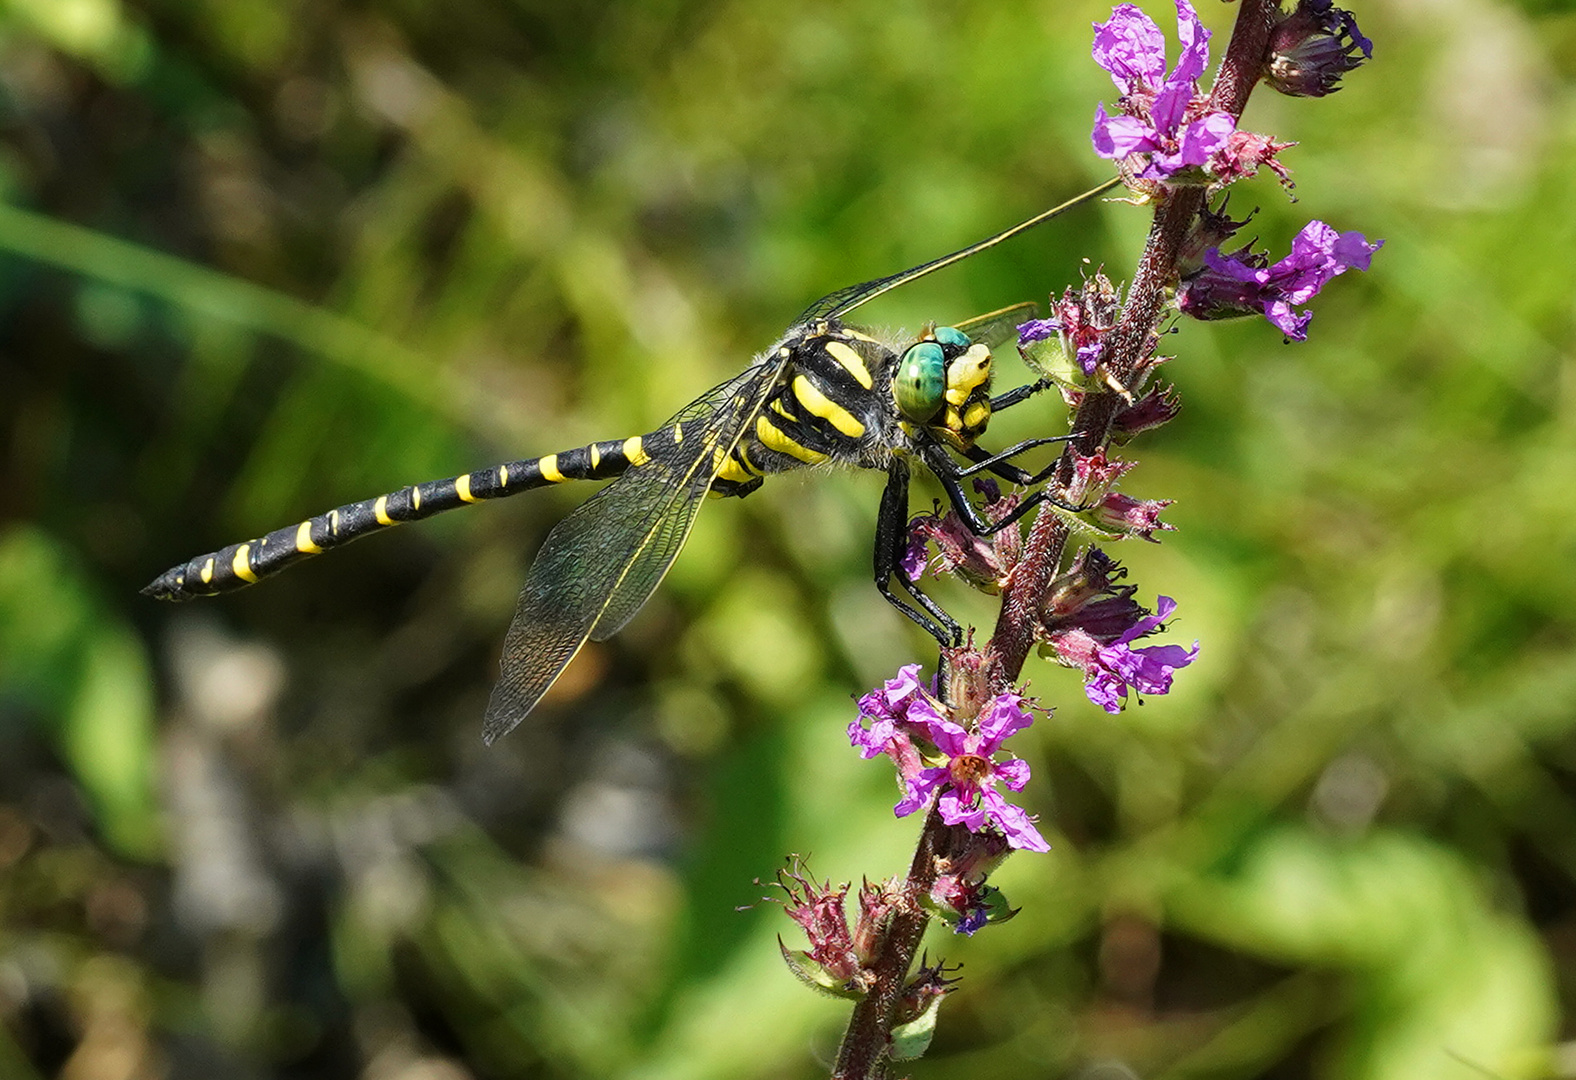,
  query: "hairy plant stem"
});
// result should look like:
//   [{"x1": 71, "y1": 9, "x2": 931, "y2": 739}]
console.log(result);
[{"x1": 831, "y1": 4, "x2": 1279, "y2": 1076}]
